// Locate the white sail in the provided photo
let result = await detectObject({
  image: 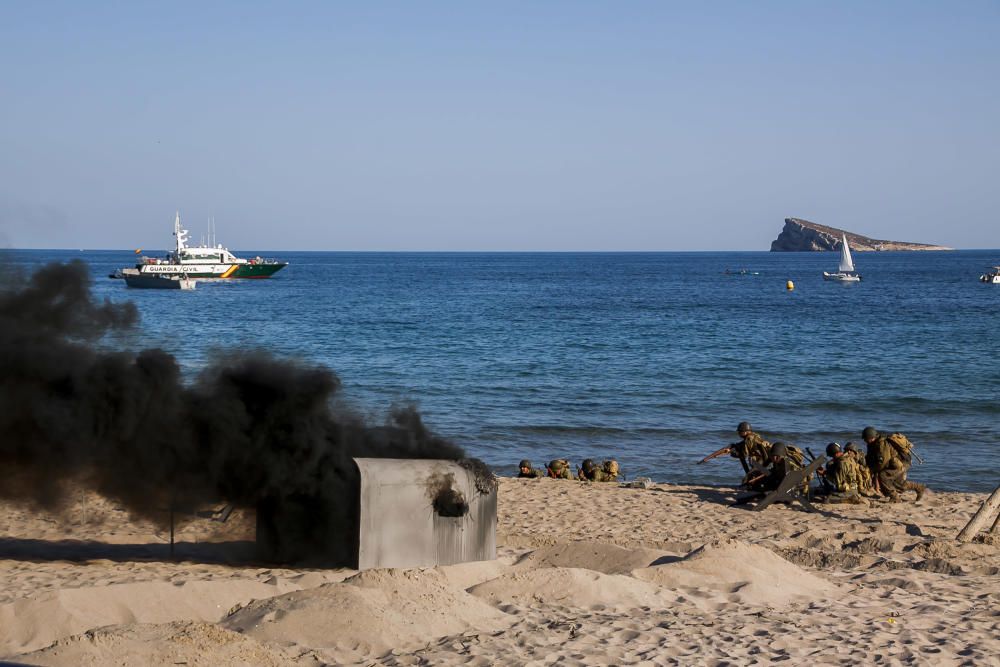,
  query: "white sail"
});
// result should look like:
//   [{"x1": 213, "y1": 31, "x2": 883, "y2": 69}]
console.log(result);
[{"x1": 838, "y1": 233, "x2": 855, "y2": 272}]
